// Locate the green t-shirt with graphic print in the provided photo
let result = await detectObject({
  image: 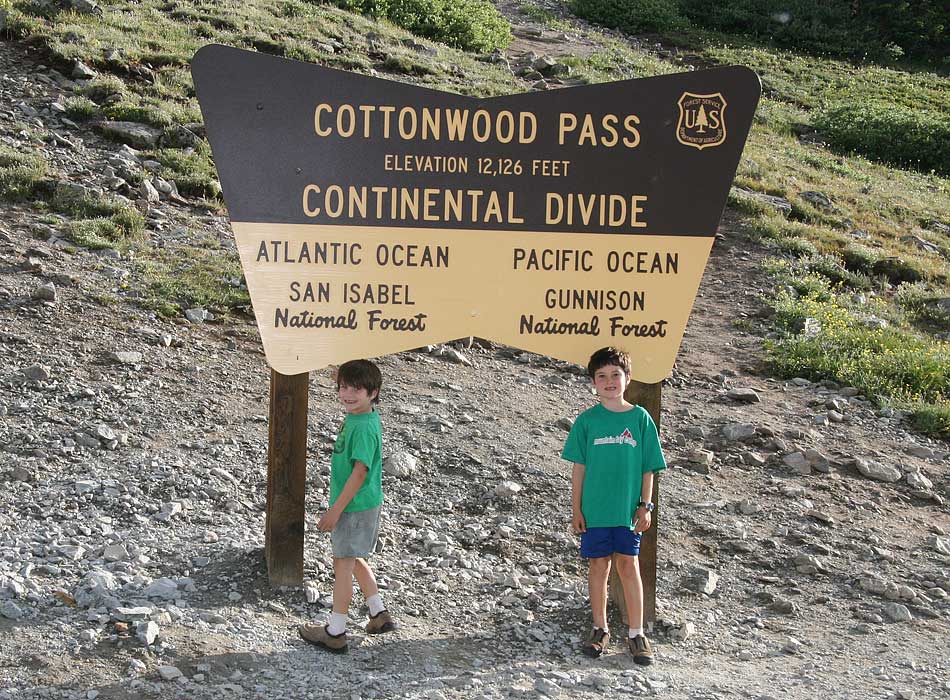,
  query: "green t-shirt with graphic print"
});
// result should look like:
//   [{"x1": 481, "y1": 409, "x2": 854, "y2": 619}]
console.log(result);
[
  {"x1": 561, "y1": 404, "x2": 667, "y2": 529},
  {"x1": 330, "y1": 409, "x2": 383, "y2": 513}
]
